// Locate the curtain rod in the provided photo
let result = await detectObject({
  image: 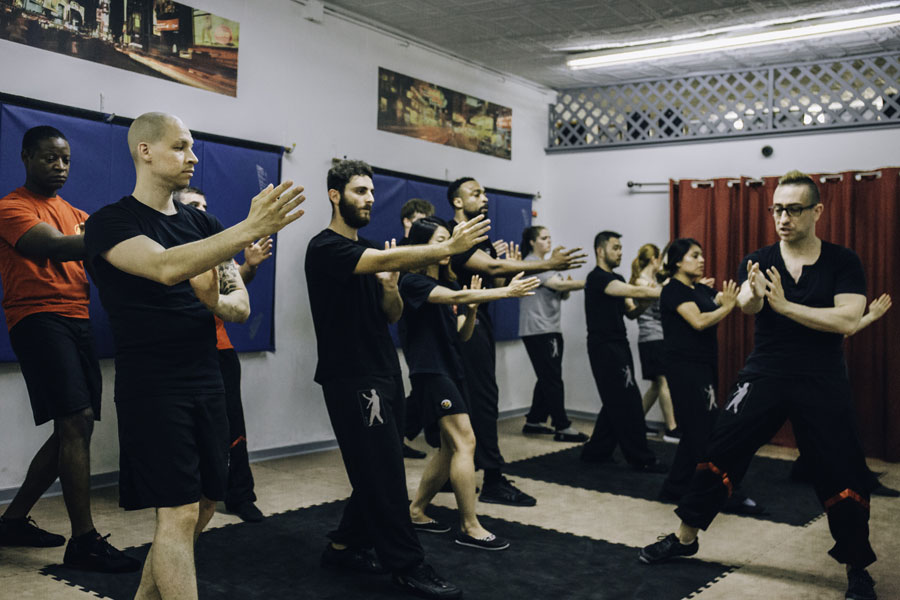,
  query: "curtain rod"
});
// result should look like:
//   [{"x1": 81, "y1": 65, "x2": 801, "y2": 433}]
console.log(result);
[{"x1": 630, "y1": 171, "x2": 890, "y2": 190}]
